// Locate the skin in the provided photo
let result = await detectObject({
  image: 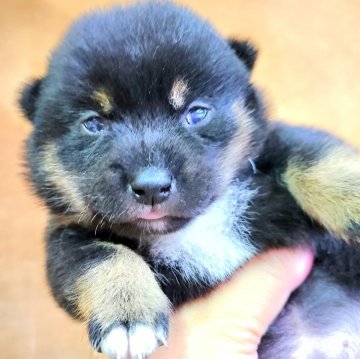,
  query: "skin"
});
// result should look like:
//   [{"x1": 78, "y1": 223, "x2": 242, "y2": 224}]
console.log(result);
[{"x1": 150, "y1": 247, "x2": 314, "y2": 359}]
